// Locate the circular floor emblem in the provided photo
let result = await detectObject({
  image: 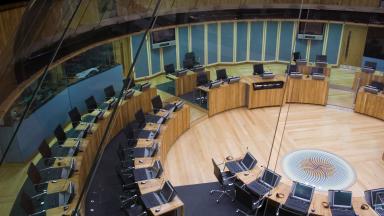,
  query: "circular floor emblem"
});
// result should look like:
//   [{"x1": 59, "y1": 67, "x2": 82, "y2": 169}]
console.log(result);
[{"x1": 282, "y1": 149, "x2": 356, "y2": 191}]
